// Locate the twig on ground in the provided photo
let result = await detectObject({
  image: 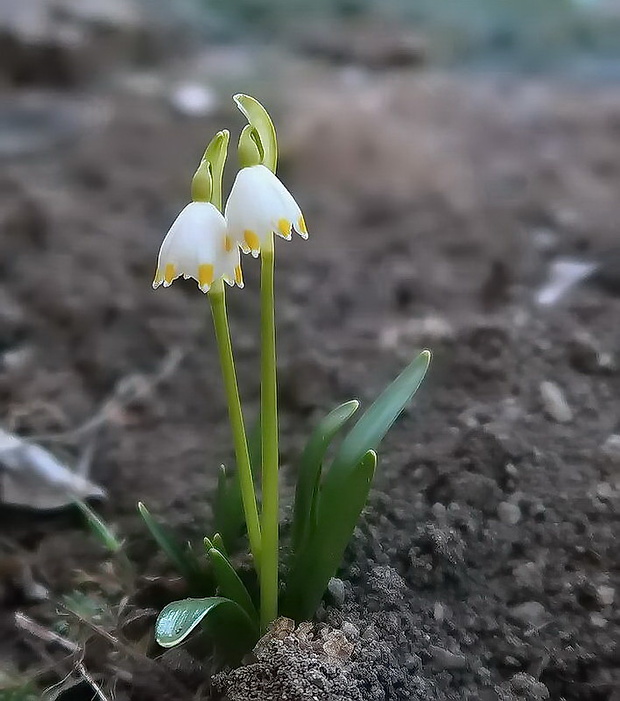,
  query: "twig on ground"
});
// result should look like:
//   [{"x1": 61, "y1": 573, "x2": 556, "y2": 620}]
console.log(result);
[
  {"x1": 34, "y1": 347, "x2": 185, "y2": 445},
  {"x1": 14, "y1": 611, "x2": 81, "y2": 655},
  {"x1": 76, "y1": 662, "x2": 110, "y2": 701}
]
